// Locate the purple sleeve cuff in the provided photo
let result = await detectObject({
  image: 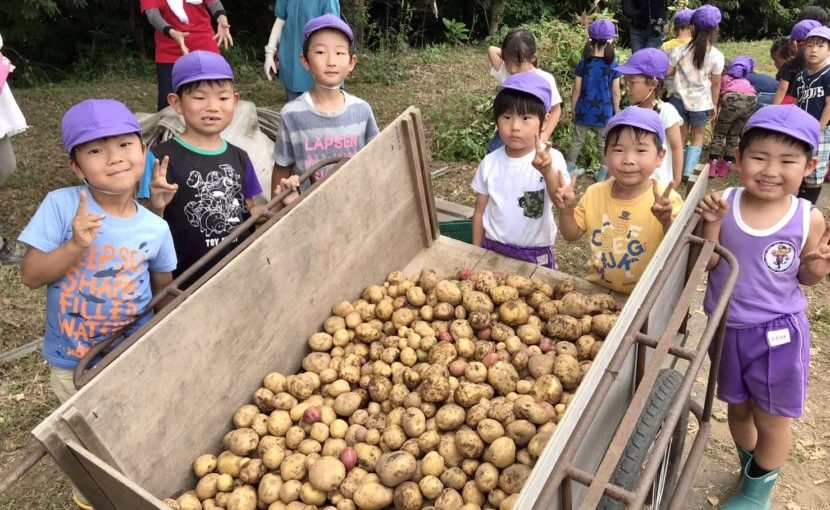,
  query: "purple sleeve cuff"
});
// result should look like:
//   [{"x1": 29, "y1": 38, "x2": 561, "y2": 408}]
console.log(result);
[{"x1": 243, "y1": 158, "x2": 263, "y2": 198}]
